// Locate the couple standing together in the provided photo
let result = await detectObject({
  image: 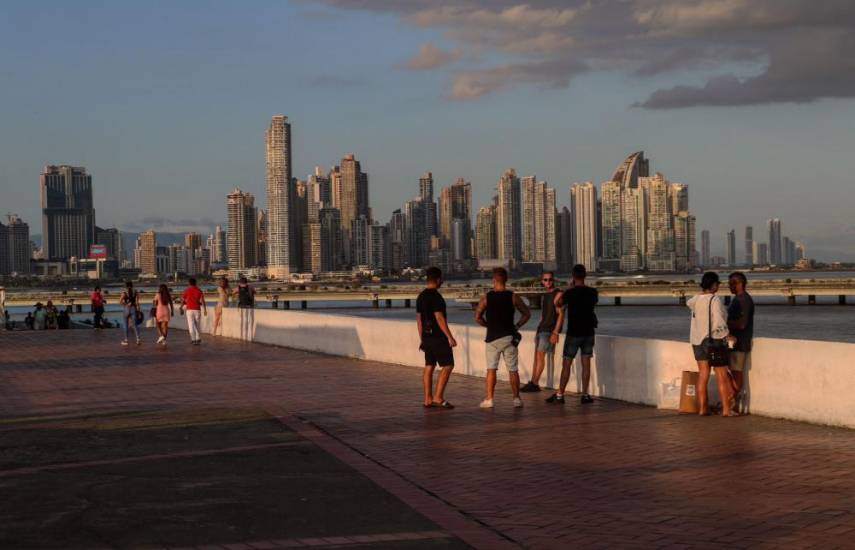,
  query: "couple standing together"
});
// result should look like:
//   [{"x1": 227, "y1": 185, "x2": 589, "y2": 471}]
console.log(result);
[{"x1": 417, "y1": 264, "x2": 598, "y2": 410}]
